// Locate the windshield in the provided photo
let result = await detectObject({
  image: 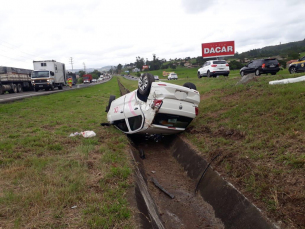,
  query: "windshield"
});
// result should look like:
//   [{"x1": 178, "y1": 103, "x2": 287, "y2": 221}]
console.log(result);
[
  {"x1": 171, "y1": 74, "x2": 177, "y2": 77},
  {"x1": 213, "y1": 61, "x2": 227, "y2": 64},
  {"x1": 265, "y1": 59, "x2": 278, "y2": 65},
  {"x1": 32, "y1": 71, "x2": 50, "y2": 78}
]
